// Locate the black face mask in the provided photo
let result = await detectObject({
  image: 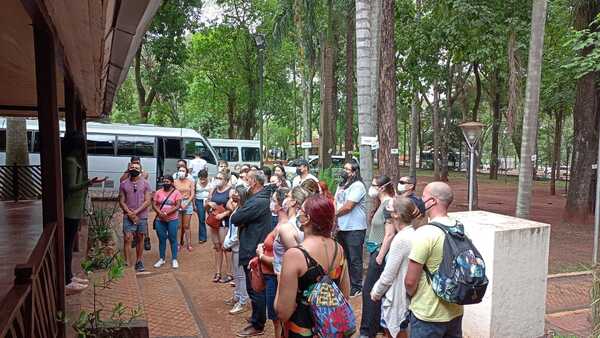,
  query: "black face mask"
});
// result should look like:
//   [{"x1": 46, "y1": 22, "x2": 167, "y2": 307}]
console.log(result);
[
  {"x1": 340, "y1": 171, "x2": 350, "y2": 183},
  {"x1": 129, "y1": 170, "x2": 140, "y2": 177},
  {"x1": 296, "y1": 167, "x2": 303, "y2": 176},
  {"x1": 162, "y1": 183, "x2": 172, "y2": 190},
  {"x1": 383, "y1": 209, "x2": 392, "y2": 222},
  {"x1": 423, "y1": 197, "x2": 436, "y2": 212}
]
